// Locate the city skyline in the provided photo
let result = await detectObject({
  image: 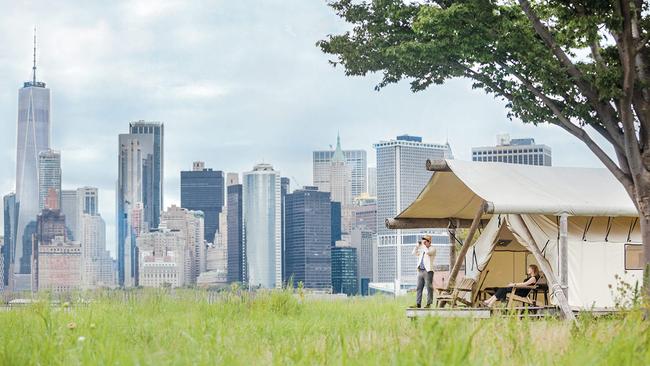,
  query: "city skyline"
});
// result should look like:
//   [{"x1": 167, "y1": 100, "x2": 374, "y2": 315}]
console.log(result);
[{"x1": 0, "y1": 1, "x2": 611, "y2": 258}]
